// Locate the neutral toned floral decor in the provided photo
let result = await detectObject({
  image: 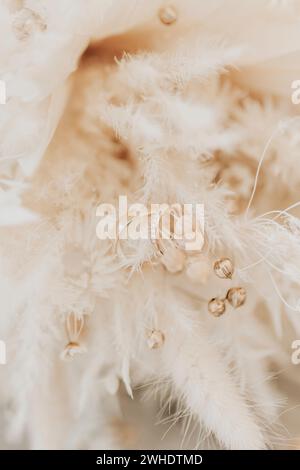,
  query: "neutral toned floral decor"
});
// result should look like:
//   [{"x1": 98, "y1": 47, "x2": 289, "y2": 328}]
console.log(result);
[{"x1": 1, "y1": 0, "x2": 300, "y2": 450}]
